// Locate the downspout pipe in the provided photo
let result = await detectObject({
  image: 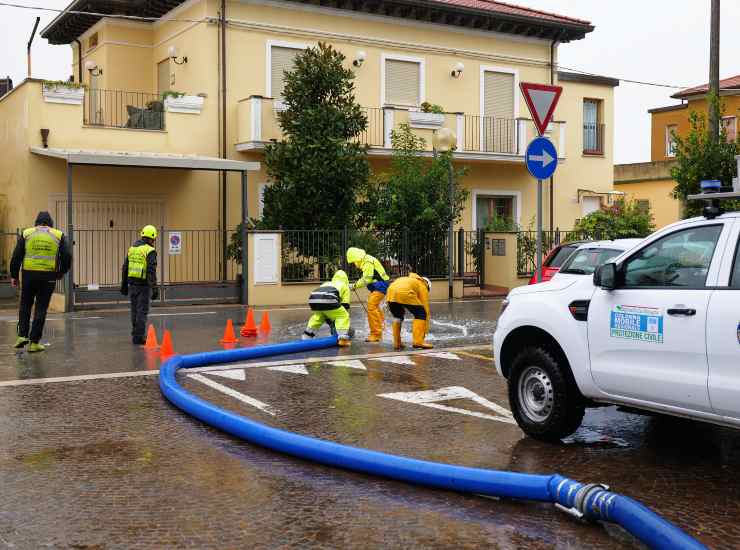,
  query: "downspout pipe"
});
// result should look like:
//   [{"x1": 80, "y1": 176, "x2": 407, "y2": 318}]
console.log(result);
[
  {"x1": 220, "y1": 0, "x2": 228, "y2": 281},
  {"x1": 74, "y1": 39, "x2": 83, "y2": 84},
  {"x1": 159, "y1": 340, "x2": 706, "y2": 550},
  {"x1": 27, "y1": 17, "x2": 40, "y2": 78}
]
